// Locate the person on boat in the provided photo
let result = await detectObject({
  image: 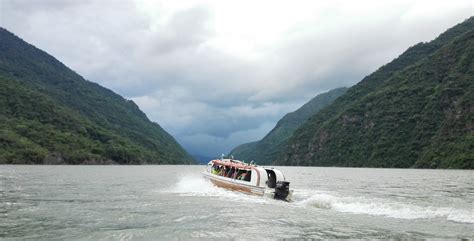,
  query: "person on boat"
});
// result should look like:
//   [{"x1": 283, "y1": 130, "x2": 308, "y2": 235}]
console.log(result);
[
  {"x1": 238, "y1": 171, "x2": 247, "y2": 181},
  {"x1": 232, "y1": 169, "x2": 239, "y2": 179},
  {"x1": 211, "y1": 165, "x2": 219, "y2": 174},
  {"x1": 219, "y1": 166, "x2": 227, "y2": 176},
  {"x1": 227, "y1": 167, "x2": 234, "y2": 178}
]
